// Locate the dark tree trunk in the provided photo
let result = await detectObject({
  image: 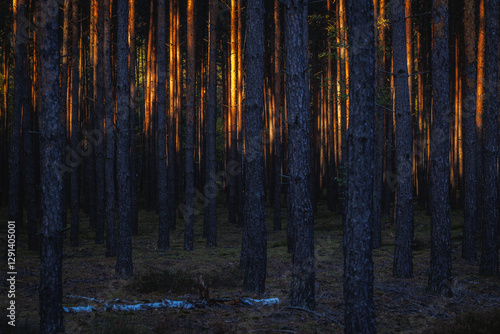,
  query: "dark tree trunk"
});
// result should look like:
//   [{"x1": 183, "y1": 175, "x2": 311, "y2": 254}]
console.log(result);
[
  {"x1": 60, "y1": 0, "x2": 70, "y2": 231},
  {"x1": 2, "y1": 40, "x2": 10, "y2": 205},
  {"x1": 115, "y1": 0, "x2": 133, "y2": 278},
  {"x1": 37, "y1": 0, "x2": 64, "y2": 332},
  {"x1": 70, "y1": 0, "x2": 80, "y2": 247},
  {"x1": 103, "y1": 0, "x2": 115, "y2": 254},
  {"x1": 343, "y1": 0, "x2": 377, "y2": 332},
  {"x1": 392, "y1": 0, "x2": 414, "y2": 278},
  {"x1": 184, "y1": 0, "x2": 195, "y2": 251},
  {"x1": 428, "y1": 0, "x2": 452, "y2": 296},
  {"x1": 94, "y1": 0, "x2": 106, "y2": 245},
  {"x1": 129, "y1": 0, "x2": 138, "y2": 236},
  {"x1": 204, "y1": 0, "x2": 218, "y2": 248},
  {"x1": 10, "y1": 0, "x2": 28, "y2": 226},
  {"x1": 479, "y1": 0, "x2": 498, "y2": 276},
  {"x1": 24, "y1": 37, "x2": 38, "y2": 252},
  {"x1": 240, "y1": 0, "x2": 267, "y2": 294},
  {"x1": 157, "y1": 0, "x2": 170, "y2": 250},
  {"x1": 461, "y1": 0, "x2": 477, "y2": 262},
  {"x1": 273, "y1": 0, "x2": 282, "y2": 232},
  {"x1": 284, "y1": 0, "x2": 315, "y2": 311}
]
